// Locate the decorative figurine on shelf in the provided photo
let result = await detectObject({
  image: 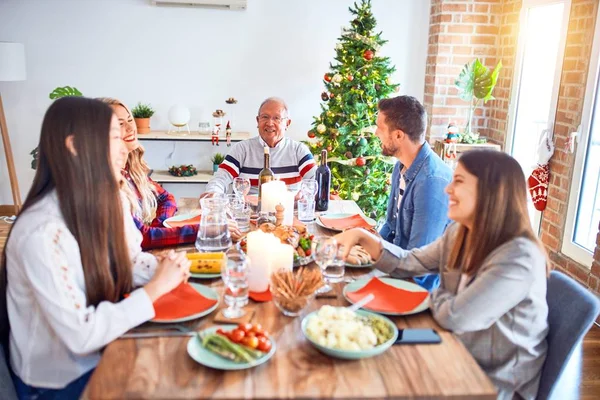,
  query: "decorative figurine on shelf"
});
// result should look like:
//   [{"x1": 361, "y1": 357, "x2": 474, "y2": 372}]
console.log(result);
[
  {"x1": 225, "y1": 97, "x2": 238, "y2": 130},
  {"x1": 226, "y1": 121, "x2": 232, "y2": 147},
  {"x1": 212, "y1": 109, "x2": 225, "y2": 146},
  {"x1": 444, "y1": 122, "x2": 460, "y2": 161},
  {"x1": 275, "y1": 204, "x2": 285, "y2": 226},
  {"x1": 211, "y1": 125, "x2": 220, "y2": 146}
]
